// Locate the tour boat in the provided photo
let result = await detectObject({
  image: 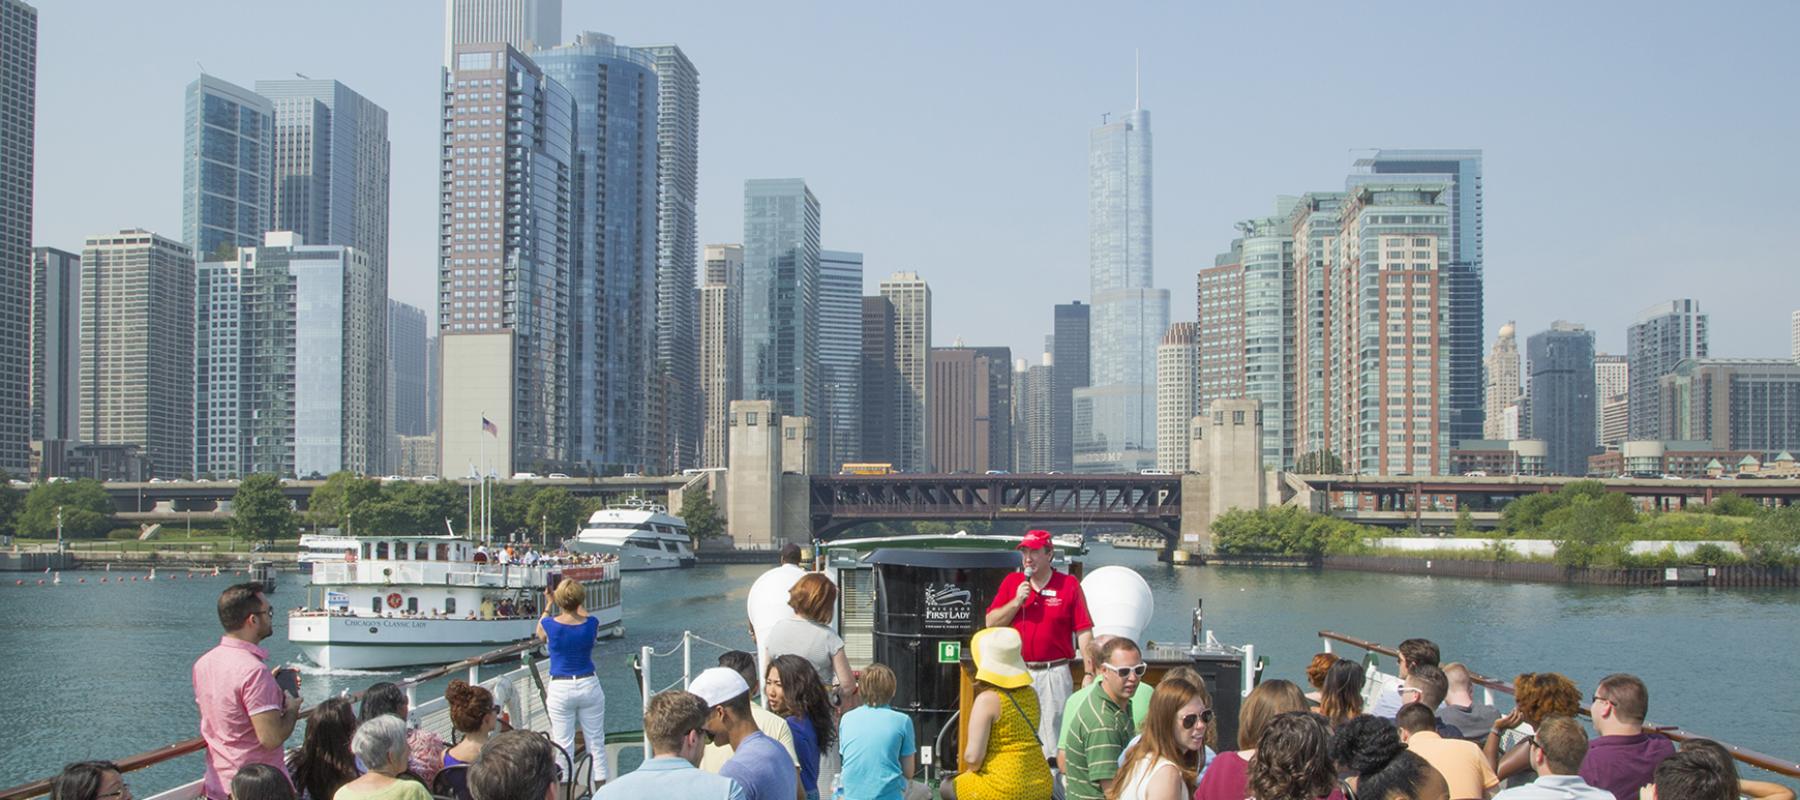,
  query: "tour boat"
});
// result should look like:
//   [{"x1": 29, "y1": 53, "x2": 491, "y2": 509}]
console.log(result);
[
  {"x1": 564, "y1": 500, "x2": 696, "y2": 571},
  {"x1": 295, "y1": 533, "x2": 359, "y2": 573},
  {"x1": 288, "y1": 534, "x2": 624, "y2": 670}
]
